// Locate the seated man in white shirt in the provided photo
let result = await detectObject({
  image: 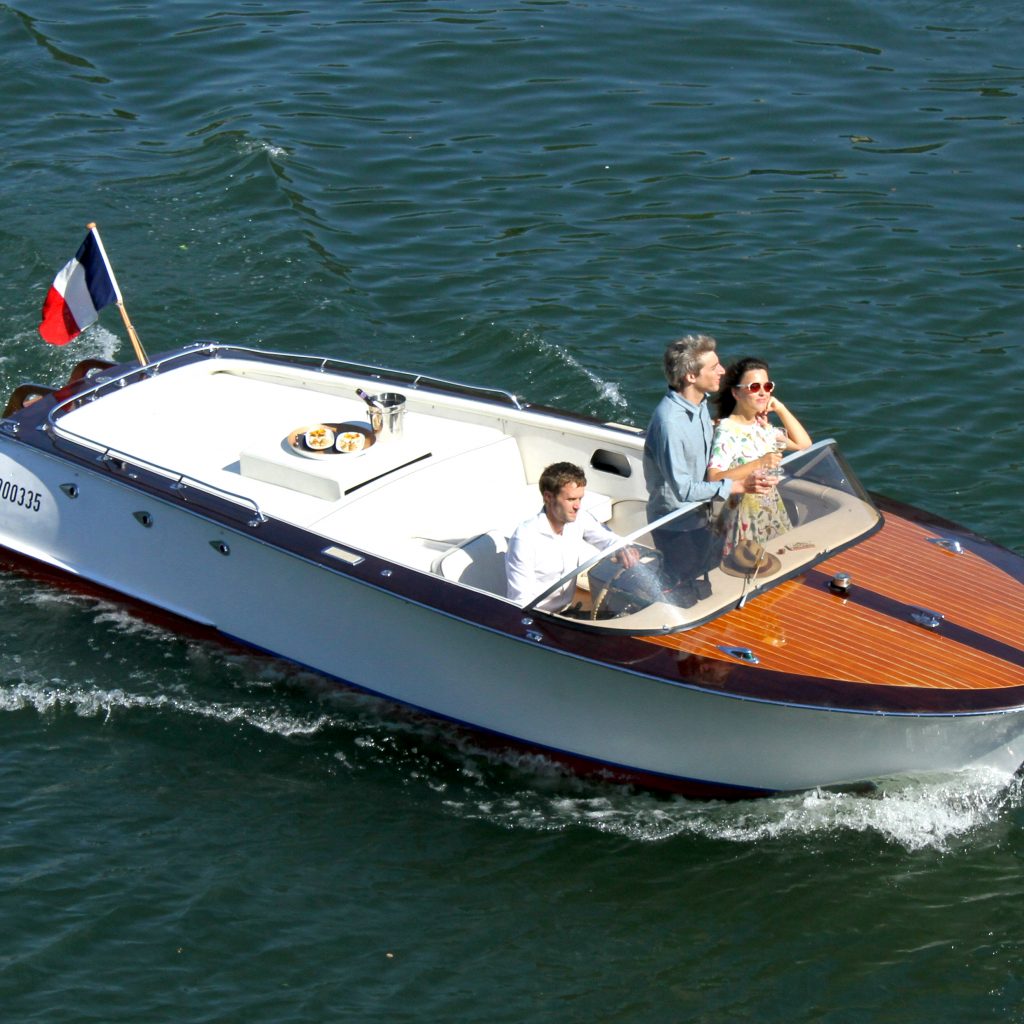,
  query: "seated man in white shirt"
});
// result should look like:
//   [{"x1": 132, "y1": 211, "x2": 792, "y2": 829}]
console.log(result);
[{"x1": 505, "y1": 462, "x2": 637, "y2": 613}]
